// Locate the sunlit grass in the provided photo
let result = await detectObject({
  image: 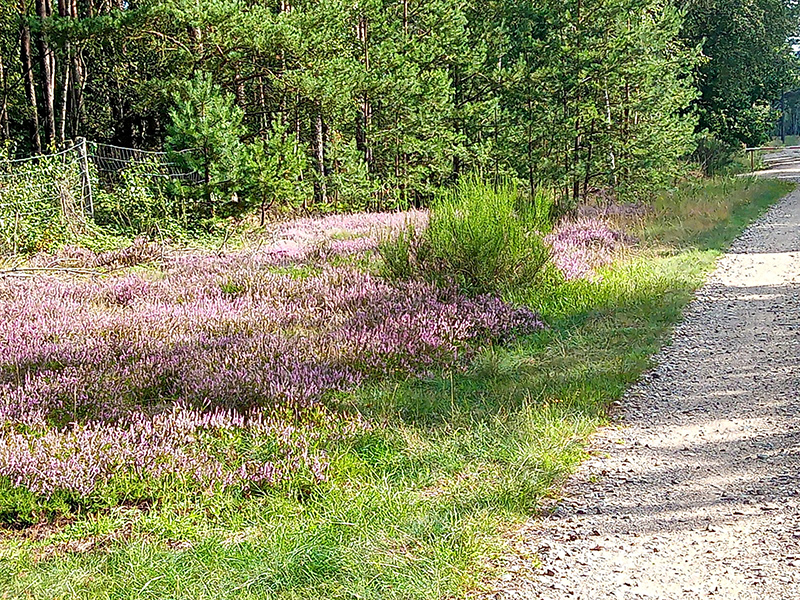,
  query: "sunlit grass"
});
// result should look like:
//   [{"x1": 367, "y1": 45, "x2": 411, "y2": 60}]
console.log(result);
[{"x1": 0, "y1": 176, "x2": 793, "y2": 600}]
